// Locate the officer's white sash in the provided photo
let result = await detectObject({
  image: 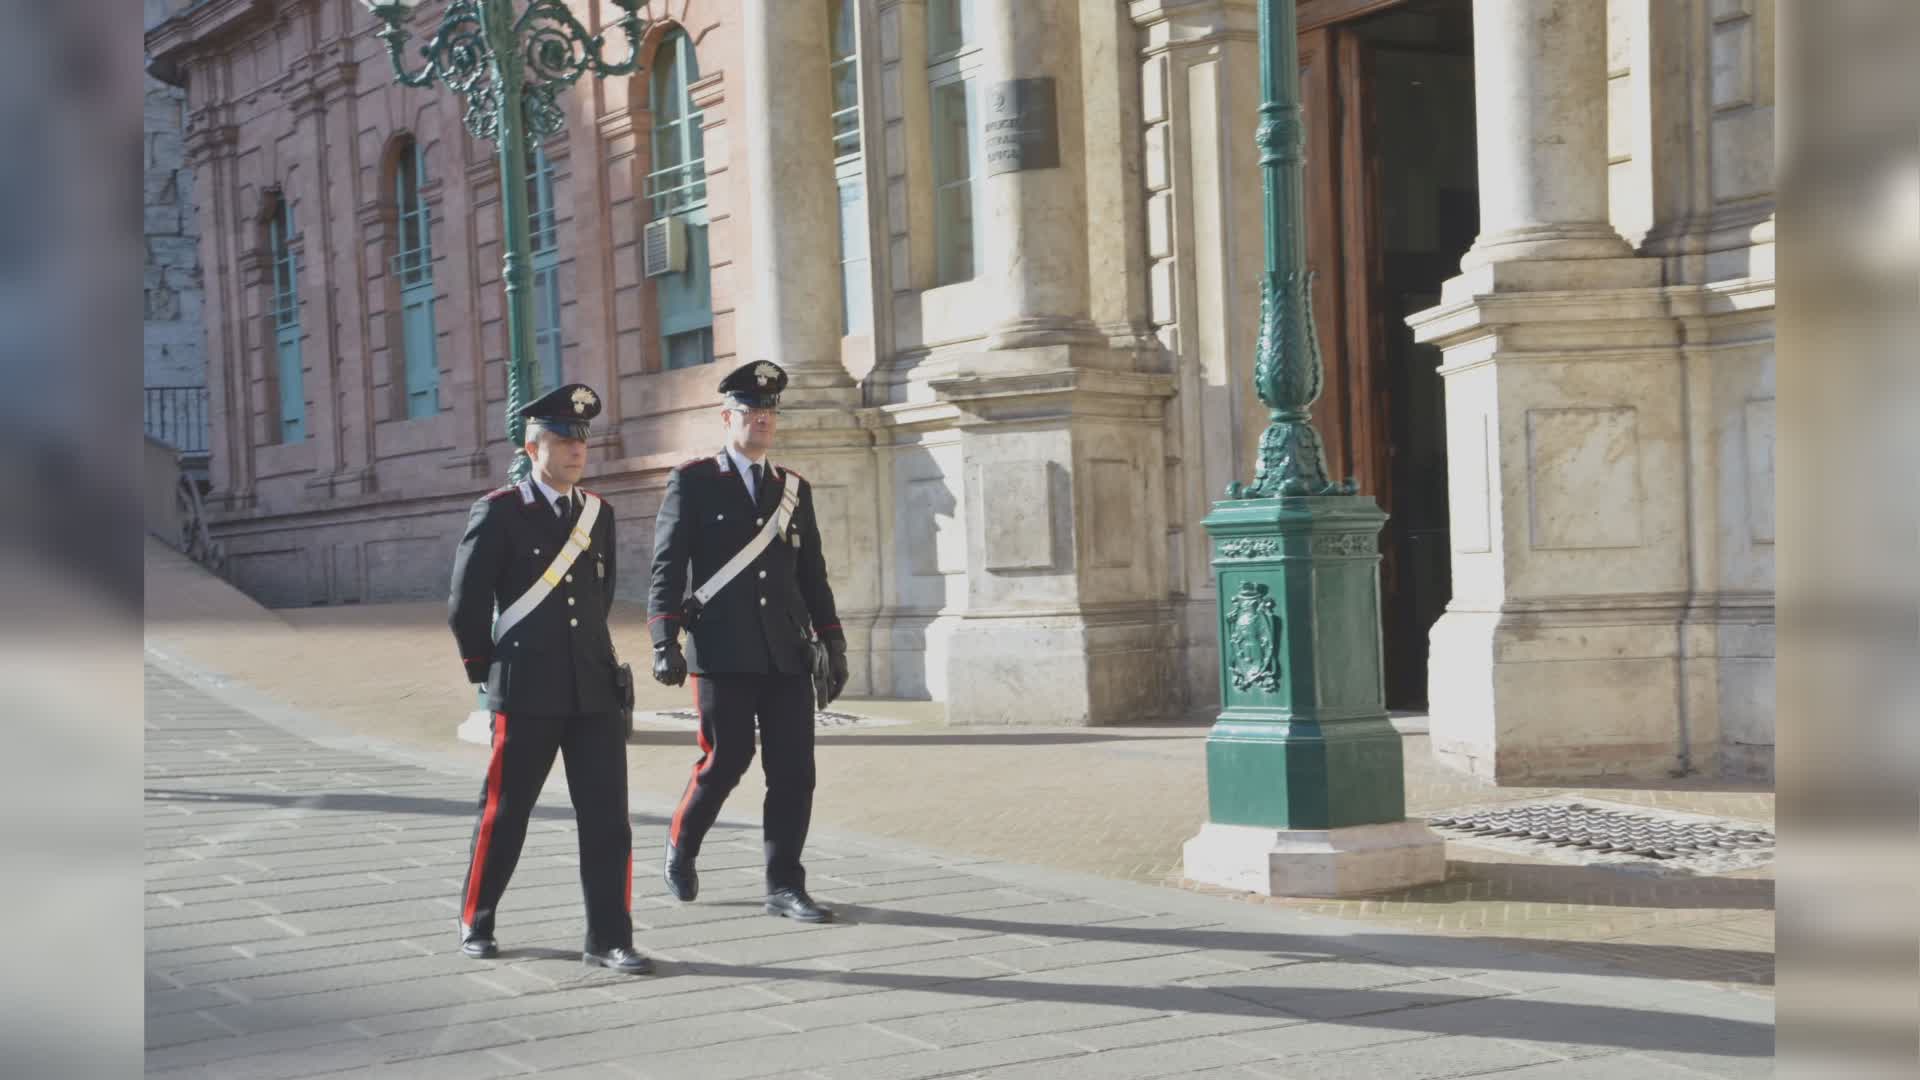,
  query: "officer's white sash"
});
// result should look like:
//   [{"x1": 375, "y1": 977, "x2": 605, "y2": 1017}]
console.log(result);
[
  {"x1": 492, "y1": 487, "x2": 603, "y2": 644},
  {"x1": 691, "y1": 476, "x2": 801, "y2": 607}
]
